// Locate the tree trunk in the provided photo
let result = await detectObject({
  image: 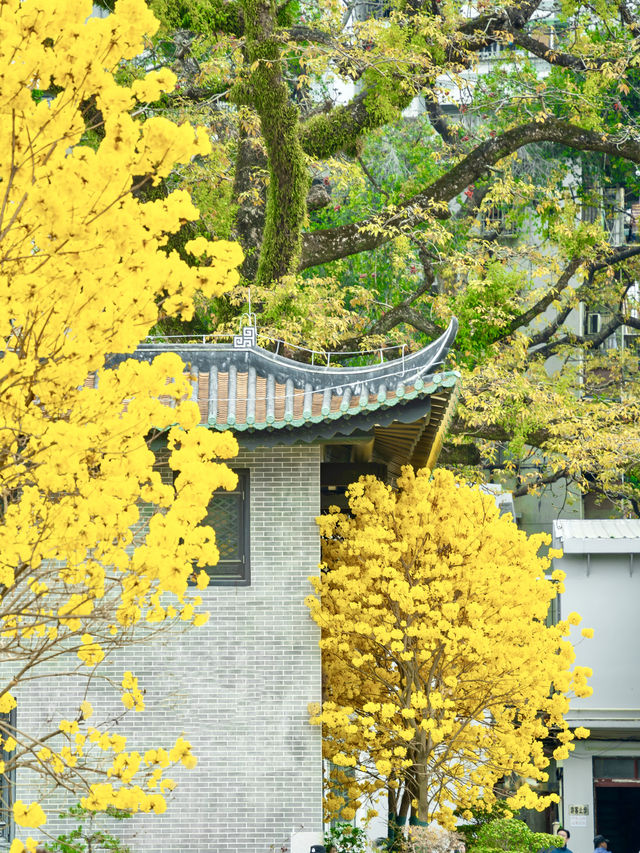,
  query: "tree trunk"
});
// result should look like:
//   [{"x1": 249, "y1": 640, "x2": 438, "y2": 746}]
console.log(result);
[
  {"x1": 238, "y1": 0, "x2": 309, "y2": 284},
  {"x1": 232, "y1": 131, "x2": 268, "y2": 281}
]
